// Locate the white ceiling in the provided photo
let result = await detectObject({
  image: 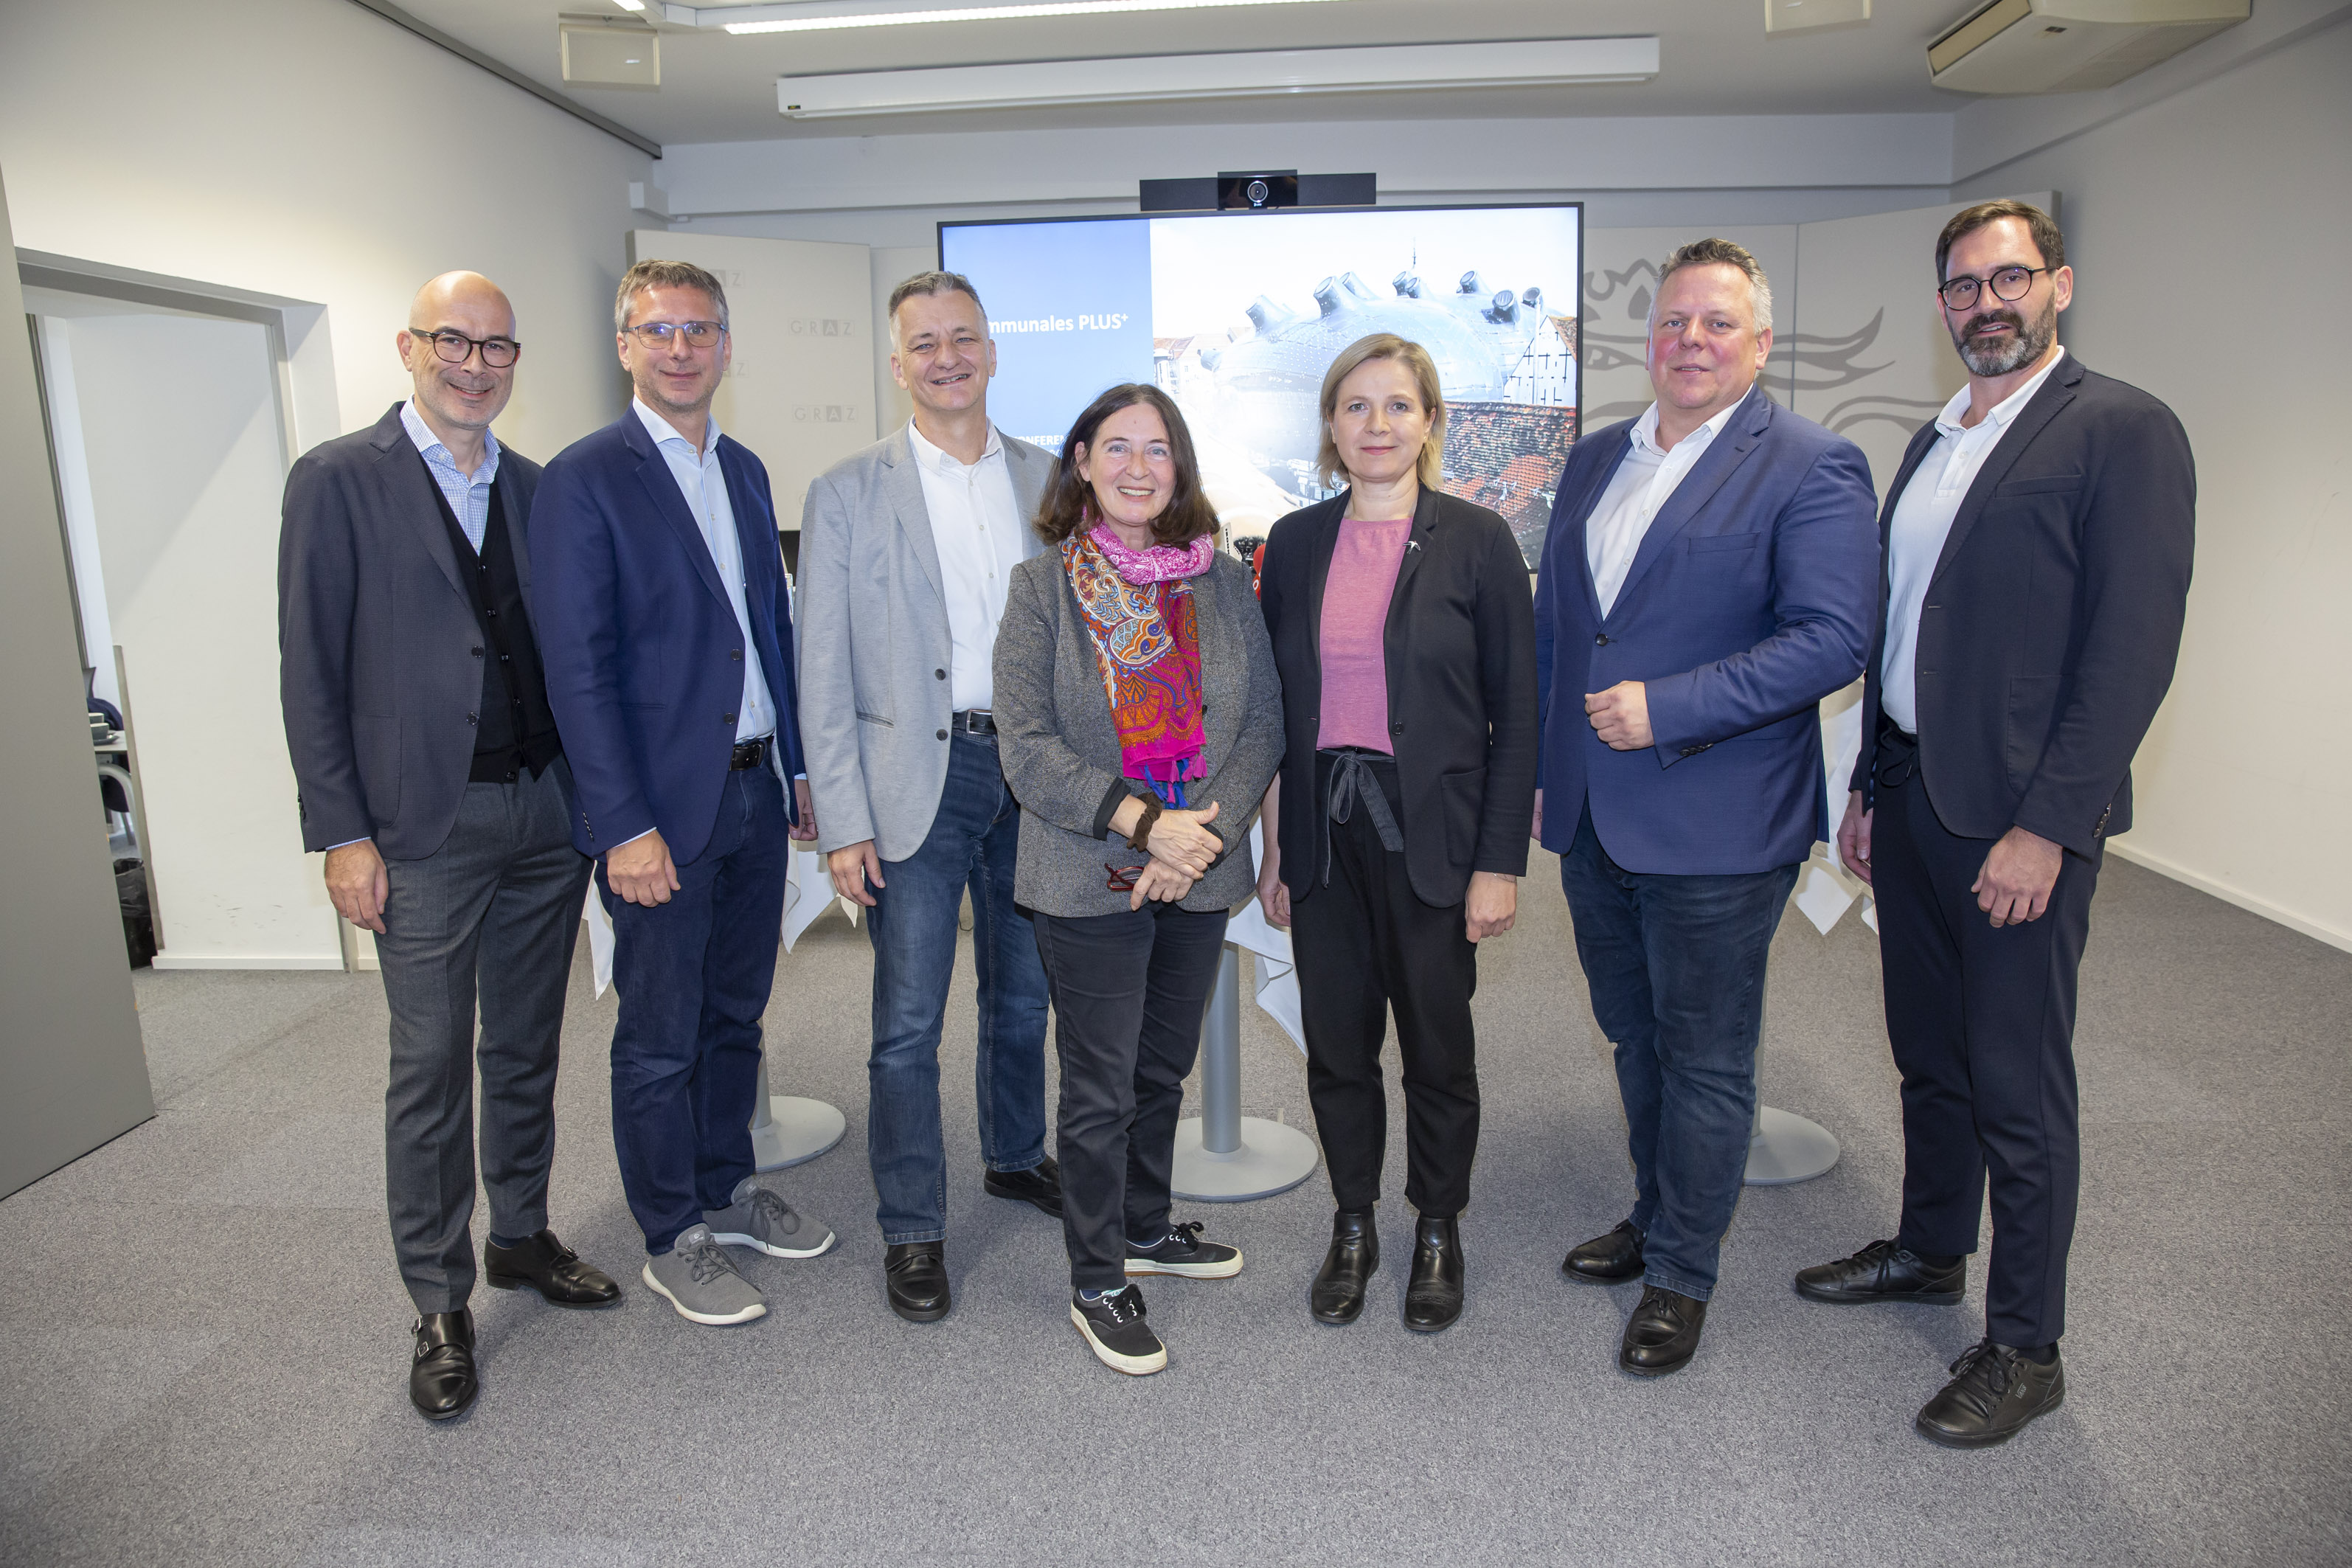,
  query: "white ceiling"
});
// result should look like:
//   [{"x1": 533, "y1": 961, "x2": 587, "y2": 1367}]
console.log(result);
[{"x1": 384, "y1": 0, "x2": 1997, "y2": 148}]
